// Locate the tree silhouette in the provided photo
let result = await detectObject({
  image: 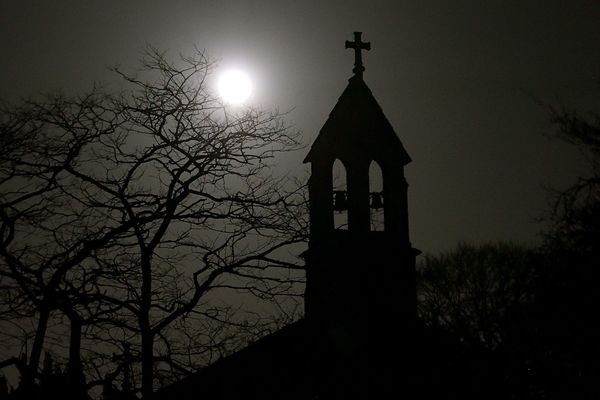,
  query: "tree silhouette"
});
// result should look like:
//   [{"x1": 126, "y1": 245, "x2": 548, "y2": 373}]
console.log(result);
[
  {"x1": 542, "y1": 100, "x2": 599, "y2": 258},
  {"x1": 416, "y1": 95, "x2": 600, "y2": 397},
  {"x1": 533, "y1": 98, "x2": 600, "y2": 398},
  {"x1": 0, "y1": 92, "x2": 118, "y2": 397},
  {"x1": 416, "y1": 242, "x2": 541, "y2": 352},
  {"x1": 0, "y1": 47, "x2": 307, "y2": 399},
  {"x1": 417, "y1": 242, "x2": 547, "y2": 398}
]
